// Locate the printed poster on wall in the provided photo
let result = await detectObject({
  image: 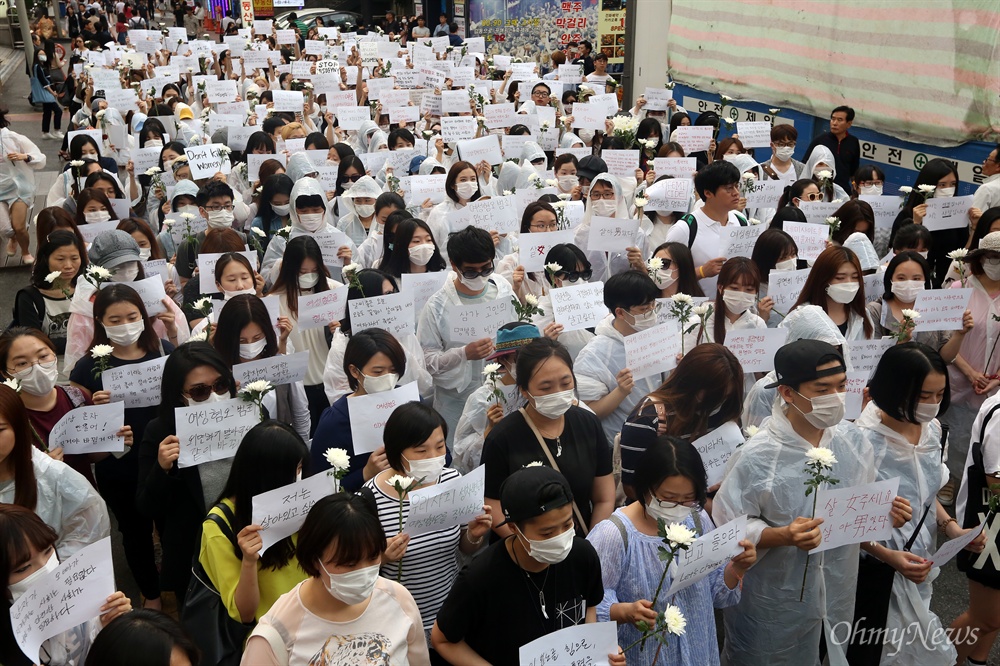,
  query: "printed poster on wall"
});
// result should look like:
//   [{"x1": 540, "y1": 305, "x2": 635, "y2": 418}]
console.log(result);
[
  {"x1": 470, "y1": 0, "x2": 599, "y2": 61},
  {"x1": 597, "y1": 0, "x2": 625, "y2": 68}
]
